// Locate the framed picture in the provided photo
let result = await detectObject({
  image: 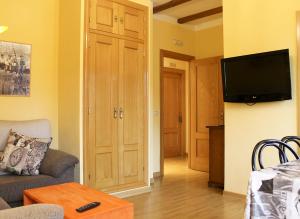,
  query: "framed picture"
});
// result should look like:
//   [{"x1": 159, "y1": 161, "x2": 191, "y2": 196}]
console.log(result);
[{"x1": 0, "y1": 41, "x2": 31, "y2": 96}]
